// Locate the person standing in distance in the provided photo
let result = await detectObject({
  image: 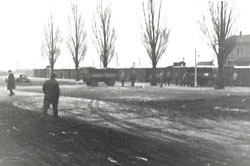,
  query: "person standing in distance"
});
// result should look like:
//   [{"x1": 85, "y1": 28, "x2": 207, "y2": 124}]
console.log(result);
[
  {"x1": 40, "y1": 73, "x2": 60, "y2": 120},
  {"x1": 232, "y1": 71, "x2": 238, "y2": 87},
  {"x1": 120, "y1": 71, "x2": 125, "y2": 87},
  {"x1": 7, "y1": 70, "x2": 15, "y2": 96},
  {"x1": 159, "y1": 71, "x2": 164, "y2": 87},
  {"x1": 130, "y1": 70, "x2": 136, "y2": 87}
]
